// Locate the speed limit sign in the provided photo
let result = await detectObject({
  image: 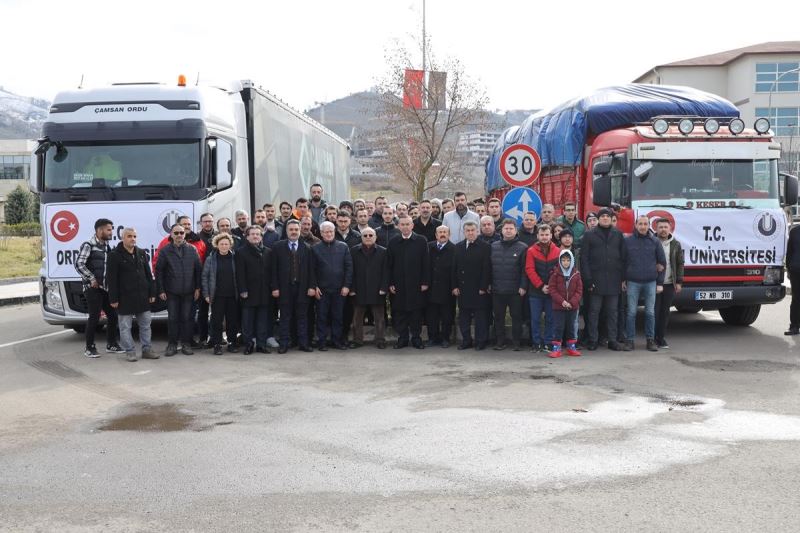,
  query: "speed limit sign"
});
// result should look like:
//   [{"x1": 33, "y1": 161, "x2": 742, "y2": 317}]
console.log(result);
[{"x1": 499, "y1": 144, "x2": 541, "y2": 187}]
